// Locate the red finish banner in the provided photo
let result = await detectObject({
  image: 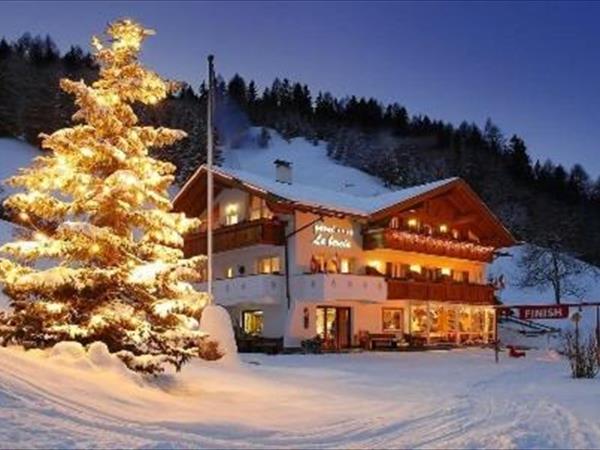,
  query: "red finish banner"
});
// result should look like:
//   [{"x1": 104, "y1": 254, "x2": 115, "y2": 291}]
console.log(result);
[{"x1": 518, "y1": 305, "x2": 569, "y2": 320}]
